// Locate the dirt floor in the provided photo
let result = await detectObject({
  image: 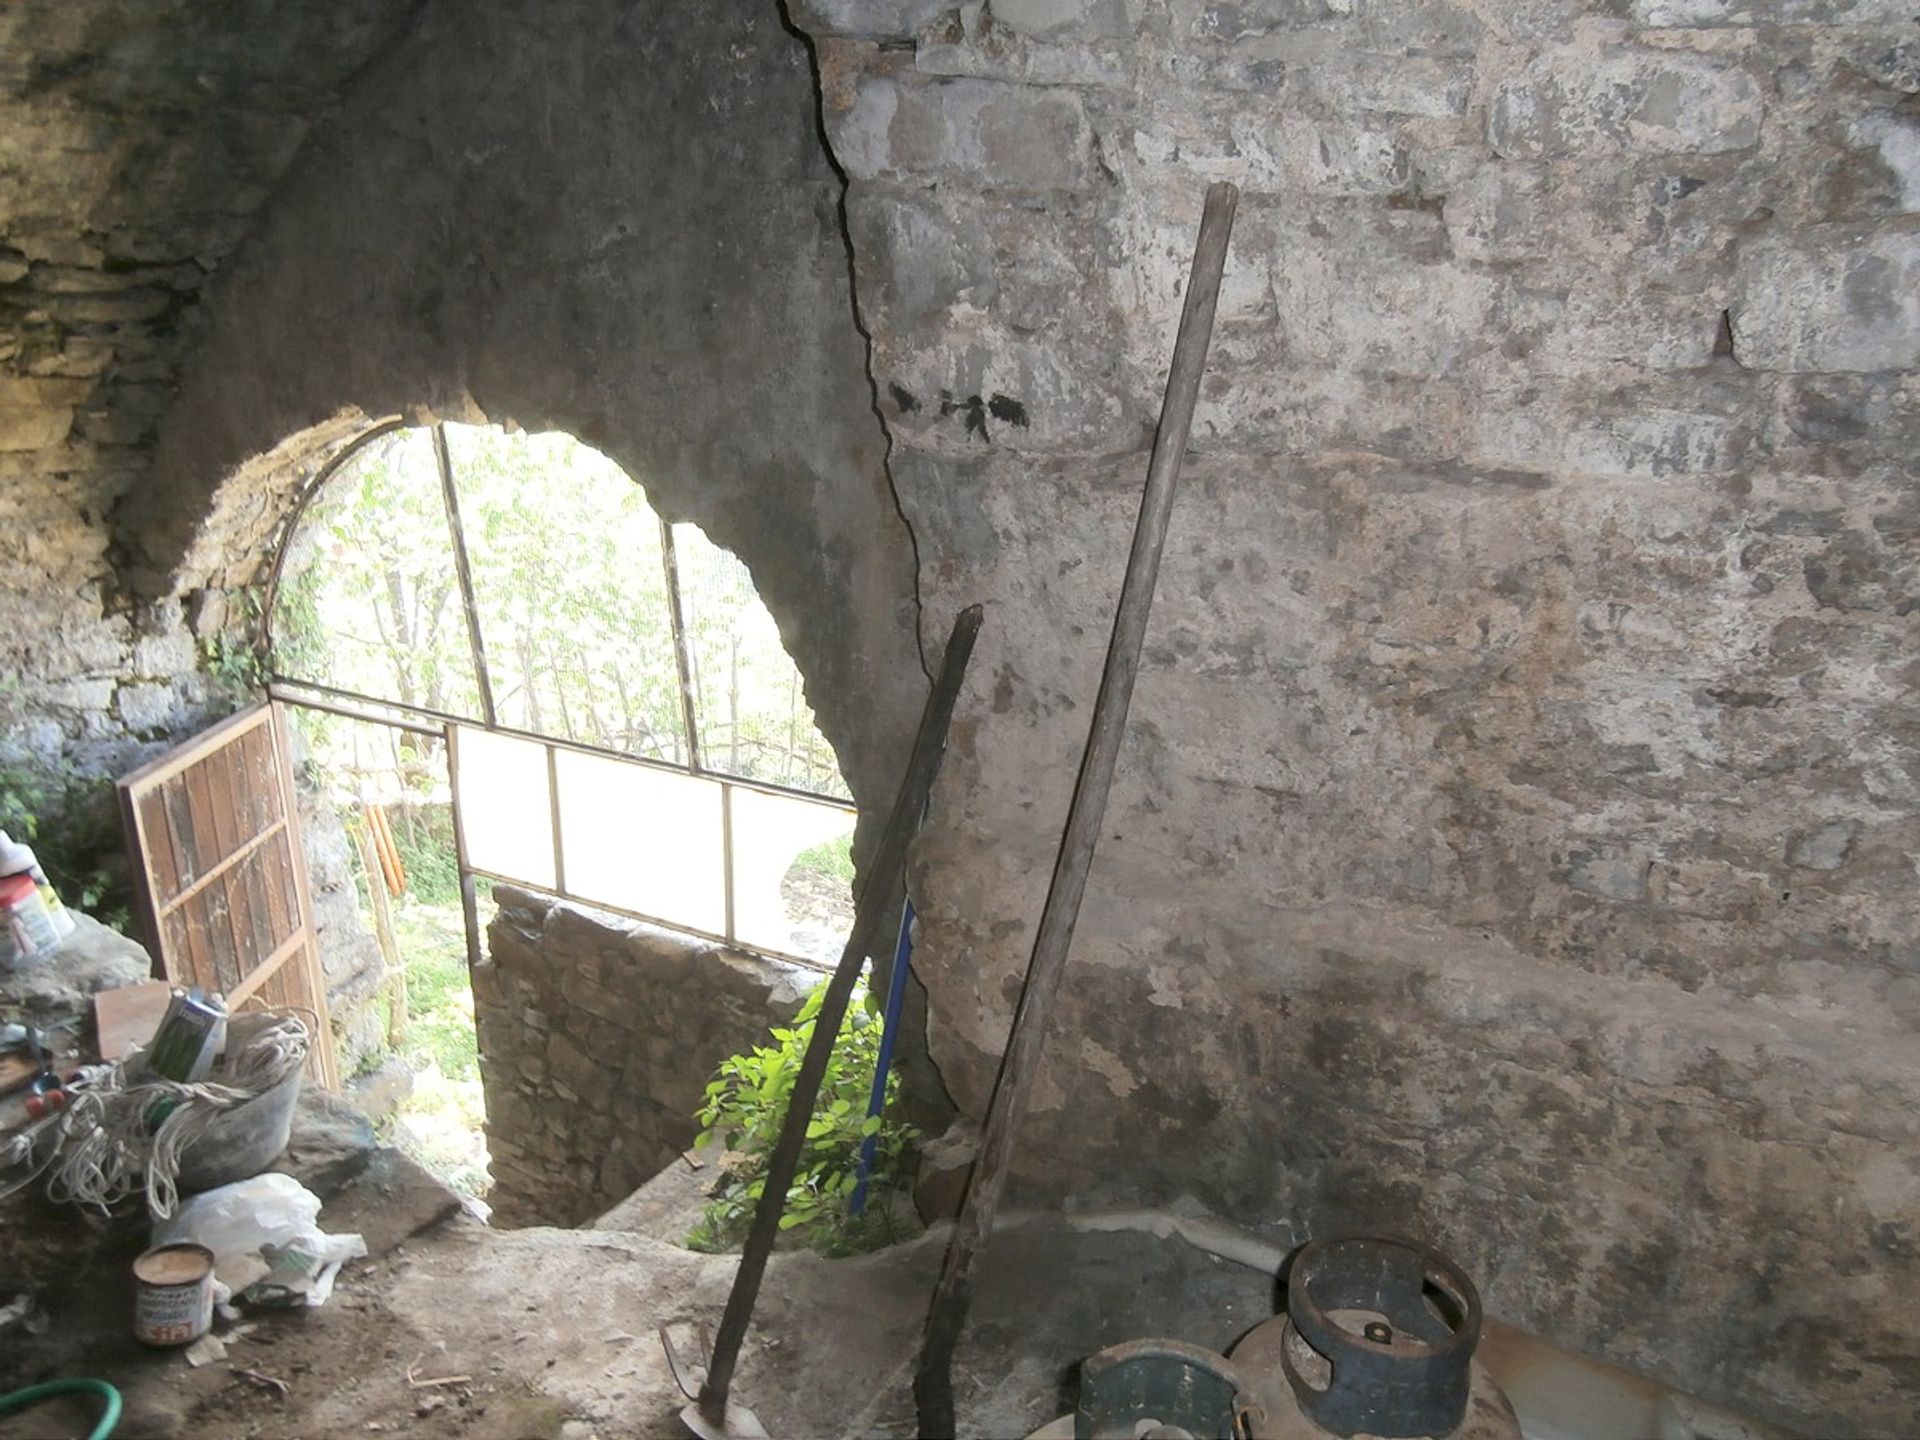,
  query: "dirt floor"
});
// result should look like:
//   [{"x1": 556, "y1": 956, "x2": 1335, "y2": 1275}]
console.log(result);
[{"x1": 0, "y1": 1138, "x2": 1276, "y2": 1440}]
